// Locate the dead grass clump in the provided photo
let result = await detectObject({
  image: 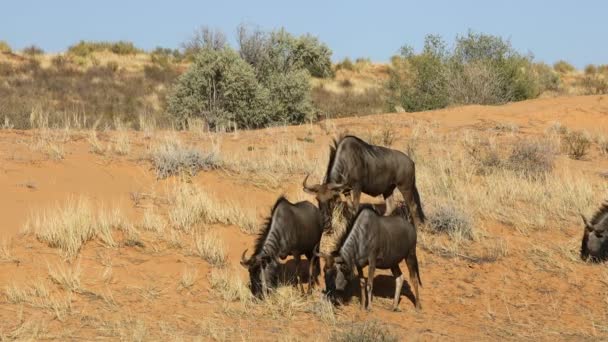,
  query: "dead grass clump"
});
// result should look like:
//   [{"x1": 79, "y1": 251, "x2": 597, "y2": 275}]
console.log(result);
[
  {"x1": 24, "y1": 197, "x2": 126, "y2": 259},
  {"x1": 0, "y1": 240, "x2": 16, "y2": 263},
  {"x1": 150, "y1": 139, "x2": 219, "y2": 179},
  {"x1": 367, "y1": 126, "x2": 397, "y2": 147},
  {"x1": 87, "y1": 130, "x2": 105, "y2": 155},
  {"x1": 194, "y1": 232, "x2": 227, "y2": 267},
  {"x1": 506, "y1": 139, "x2": 556, "y2": 178},
  {"x1": 209, "y1": 269, "x2": 252, "y2": 302},
  {"x1": 546, "y1": 121, "x2": 568, "y2": 135},
  {"x1": 260, "y1": 286, "x2": 308, "y2": 319},
  {"x1": 48, "y1": 262, "x2": 81, "y2": 292},
  {"x1": 563, "y1": 130, "x2": 591, "y2": 160},
  {"x1": 494, "y1": 122, "x2": 519, "y2": 133},
  {"x1": 140, "y1": 208, "x2": 165, "y2": 233},
  {"x1": 428, "y1": 204, "x2": 475, "y2": 240},
  {"x1": 179, "y1": 267, "x2": 198, "y2": 290},
  {"x1": 332, "y1": 321, "x2": 398, "y2": 342},
  {"x1": 169, "y1": 183, "x2": 258, "y2": 234}
]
